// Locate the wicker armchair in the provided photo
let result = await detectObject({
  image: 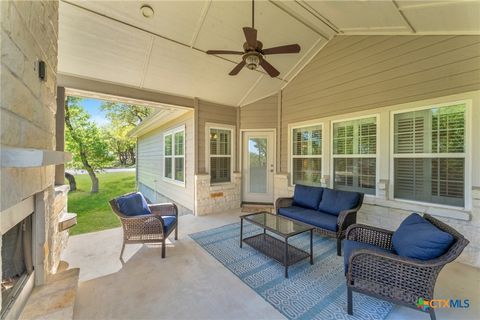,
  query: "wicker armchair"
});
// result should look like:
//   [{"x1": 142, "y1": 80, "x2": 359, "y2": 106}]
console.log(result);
[
  {"x1": 109, "y1": 194, "x2": 178, "y2": 260},
  {"x1": 275, "y1": 194, "x2": 364, "y2": 256},
  {"x1": 345, "y1": 214, "x2": 469, "y2": 320}
]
